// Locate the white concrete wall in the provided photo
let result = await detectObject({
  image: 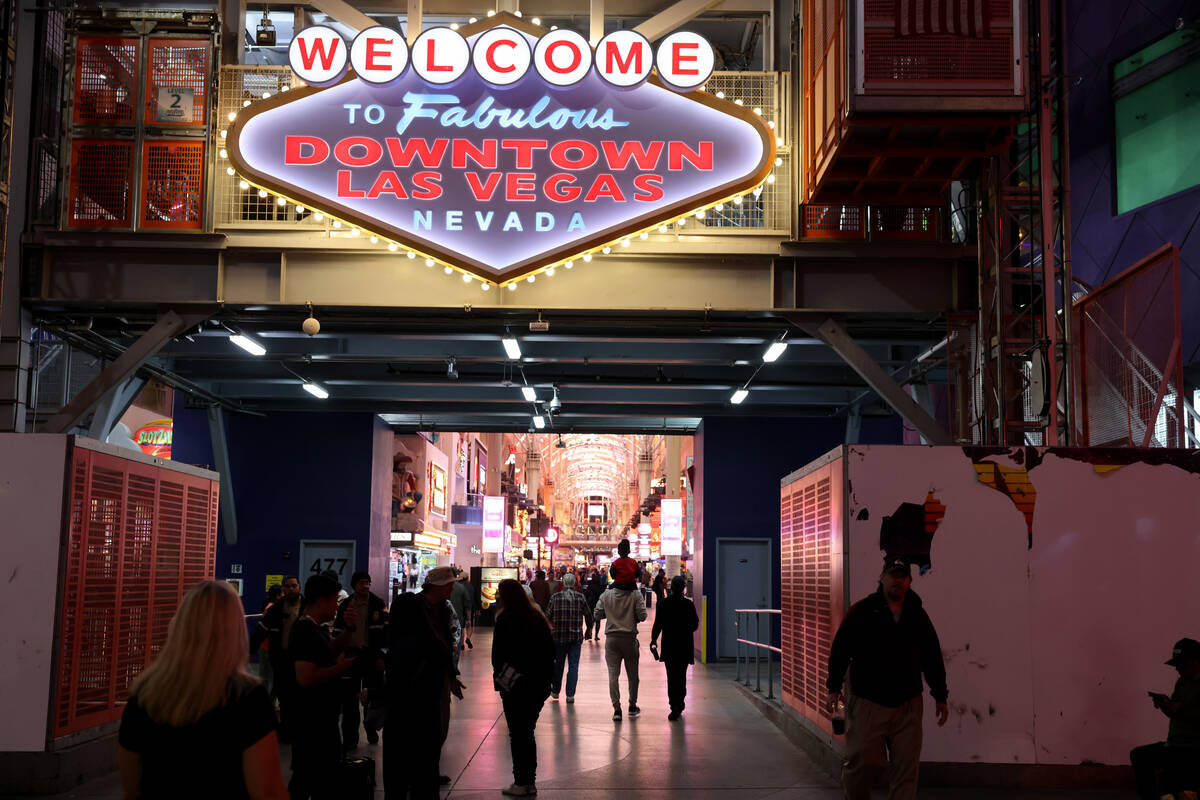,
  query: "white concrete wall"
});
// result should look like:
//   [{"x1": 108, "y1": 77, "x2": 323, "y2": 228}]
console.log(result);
[
  {"x1": 0, "y1": 435, "x2": 68, "y2": 751},
  {"x1": 841, "y1": 445, "x2": 1200, "y2": 766}
]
